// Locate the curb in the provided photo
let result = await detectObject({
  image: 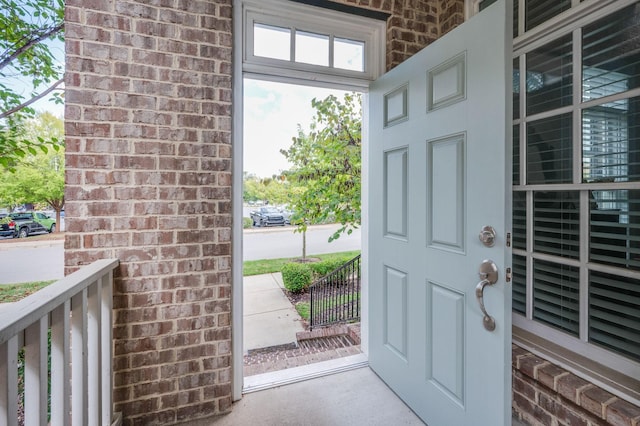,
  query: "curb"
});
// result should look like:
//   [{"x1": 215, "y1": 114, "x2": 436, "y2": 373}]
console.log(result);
[
  {"x1": 0, "y1": 237, "x2": 64, "y2": 250},
  {"x1": 243, "y1": 223, "x2": 343, "y2": 235}
]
